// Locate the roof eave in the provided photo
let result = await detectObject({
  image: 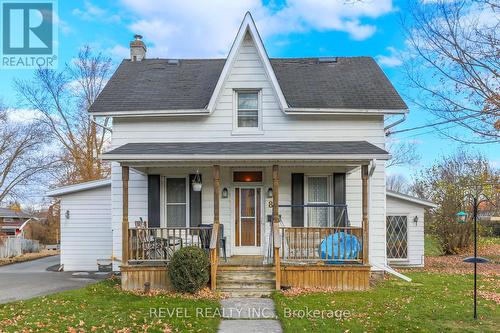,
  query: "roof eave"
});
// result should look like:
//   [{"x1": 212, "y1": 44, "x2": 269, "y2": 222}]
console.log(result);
[
  {"x1": 285, "y1": 108, "x2": 409, "y2": 115},
  {"x1": 387, "y1": 190, "x2": 437, "y2": 208},
  {"x1": 46, "y1": 179, "x2": 111, "y2": 197},
  {"x1": 89, "y1": 109, "x2": 209, "y2": 117},
  {"x1": 100, "y1": 153, "x2": 391, "y2": 162}
]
